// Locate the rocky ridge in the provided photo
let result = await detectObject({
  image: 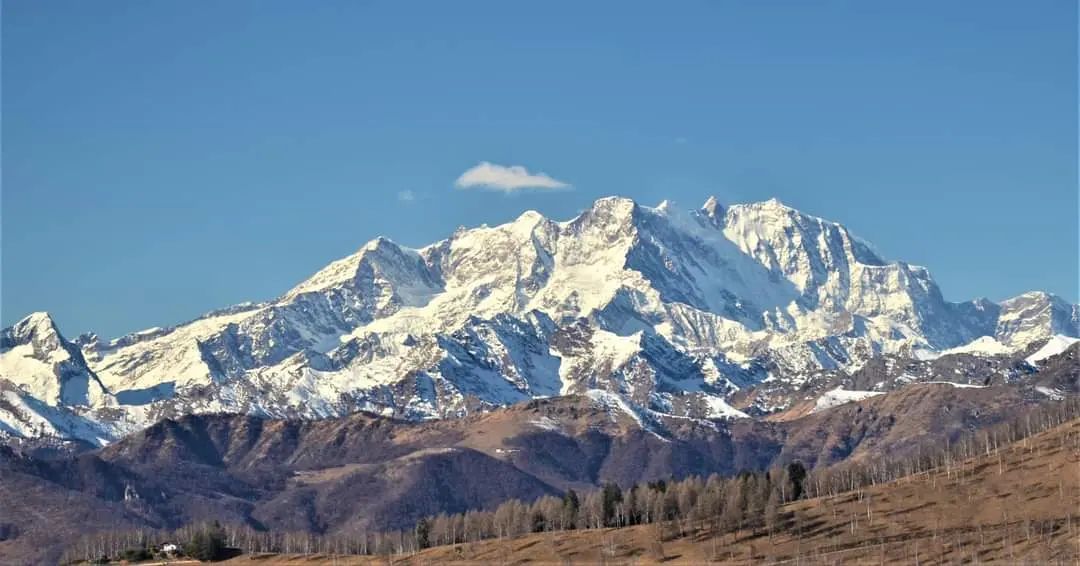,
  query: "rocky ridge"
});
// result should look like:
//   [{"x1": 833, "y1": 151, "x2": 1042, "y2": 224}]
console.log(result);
[{"x1": 2, "y1": 196, "x2": 1077, "y2": 445}]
